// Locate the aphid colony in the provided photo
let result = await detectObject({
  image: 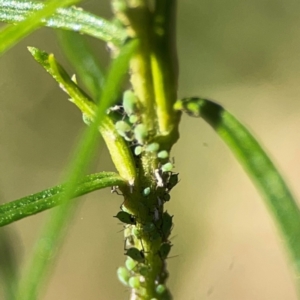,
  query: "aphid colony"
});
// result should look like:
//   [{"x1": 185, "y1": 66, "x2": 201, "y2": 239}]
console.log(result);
[
  {"x1": 108, "y1": 90, "x2": 173, "y2": 171},
  {"x1": 109, "y1": 89, "x2": 179, "y2": 297}
]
